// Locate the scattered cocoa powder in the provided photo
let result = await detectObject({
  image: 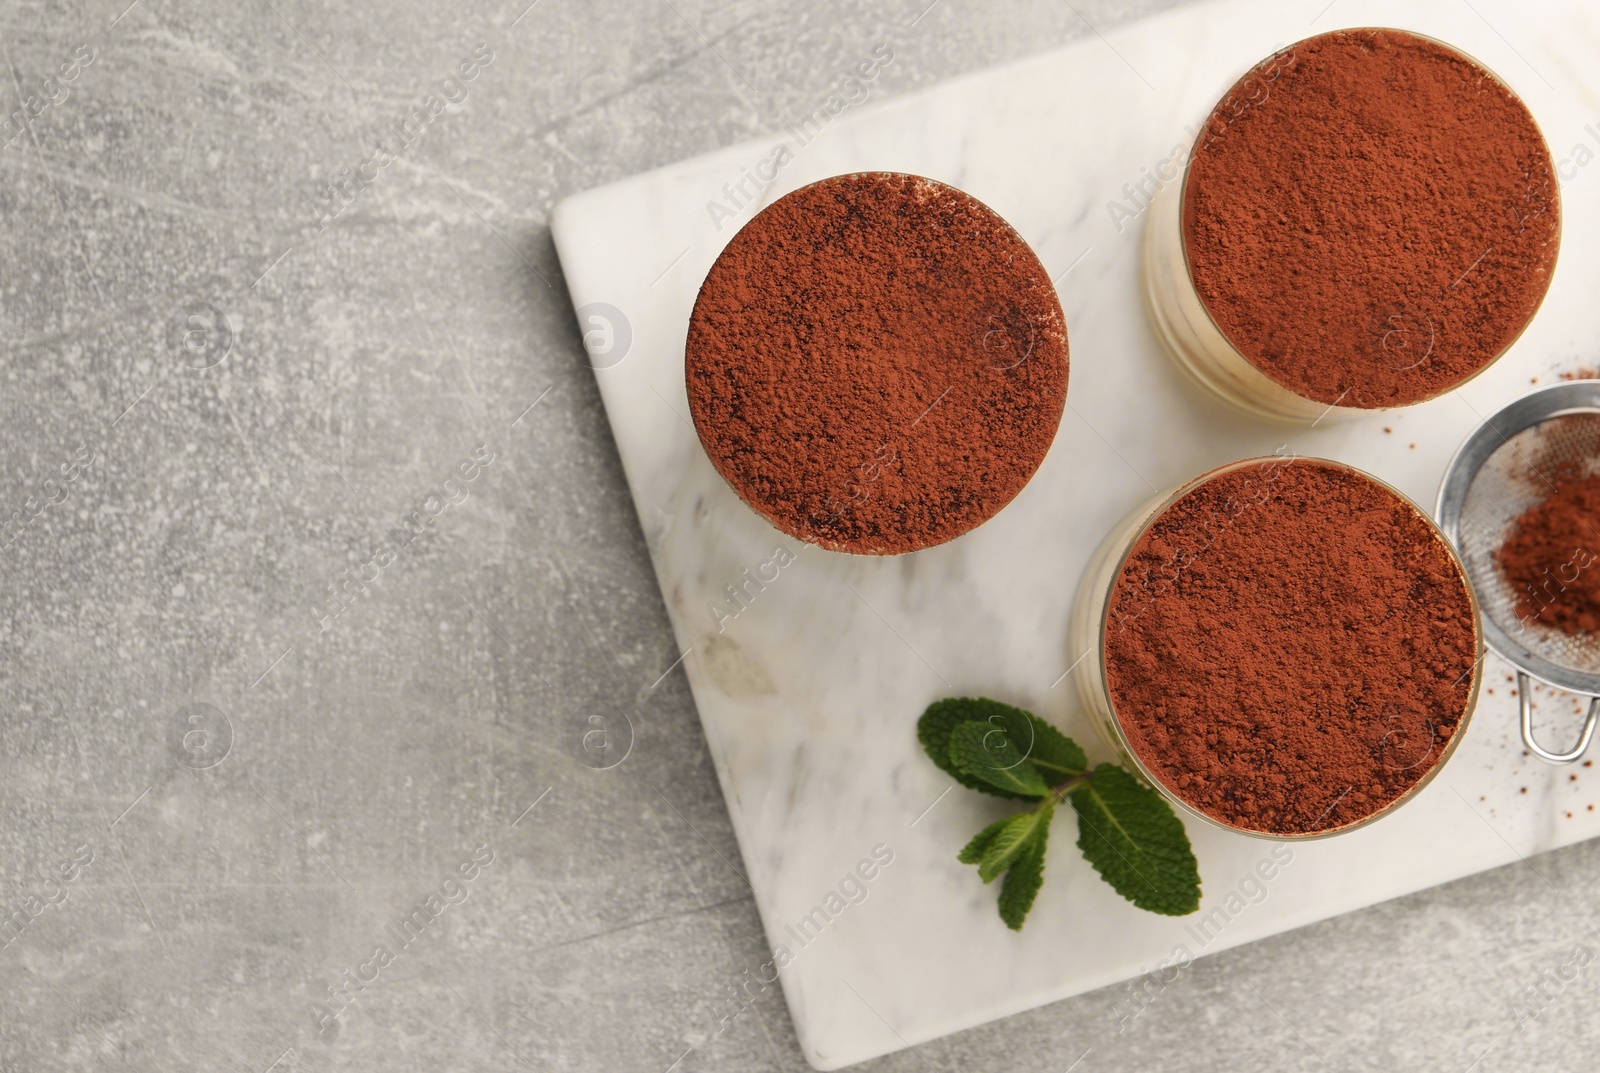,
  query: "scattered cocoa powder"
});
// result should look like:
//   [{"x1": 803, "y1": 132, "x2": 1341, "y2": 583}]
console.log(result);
[
  {"x1": 1104, "y1": 458, "x2": 1479, "y2": 835},
  {"x1": 685, "y1": 172, "x2": 1068, "y2": 555},
  {"x1": 1182, "y1": 28, "x2": 1560, "y2": 408},
  {"x1": 1496, "y1": 476, "x2": 1600, "y2": 634}
]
